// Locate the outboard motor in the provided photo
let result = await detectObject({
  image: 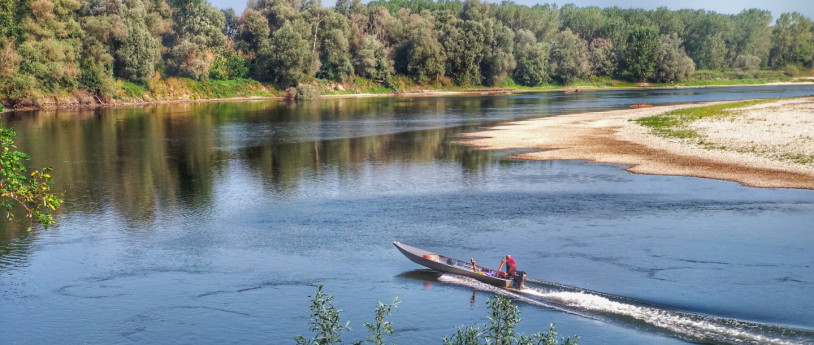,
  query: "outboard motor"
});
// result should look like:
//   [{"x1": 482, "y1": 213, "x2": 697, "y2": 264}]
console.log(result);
[{"x1": 512, "y1": 271, "x2": 527, "y2": 289}]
